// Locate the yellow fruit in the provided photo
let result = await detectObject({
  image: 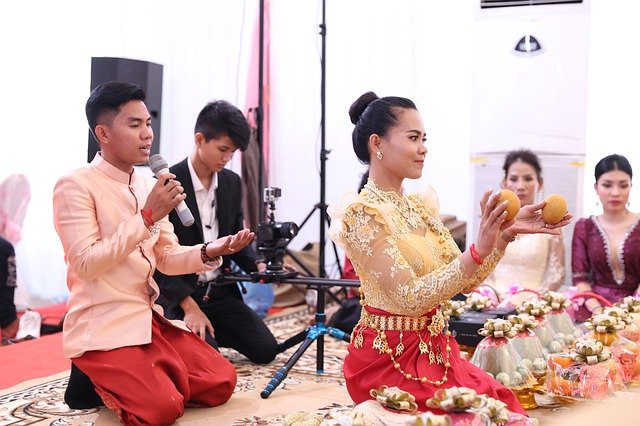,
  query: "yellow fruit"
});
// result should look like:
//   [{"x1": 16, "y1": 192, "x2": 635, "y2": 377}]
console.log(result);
[
  {"x1": 542, "y1": 194, "x2": 568, "y2": 225},
  {"x1": 498, "y1": 189, "x2": 521, "y2": 221}
]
